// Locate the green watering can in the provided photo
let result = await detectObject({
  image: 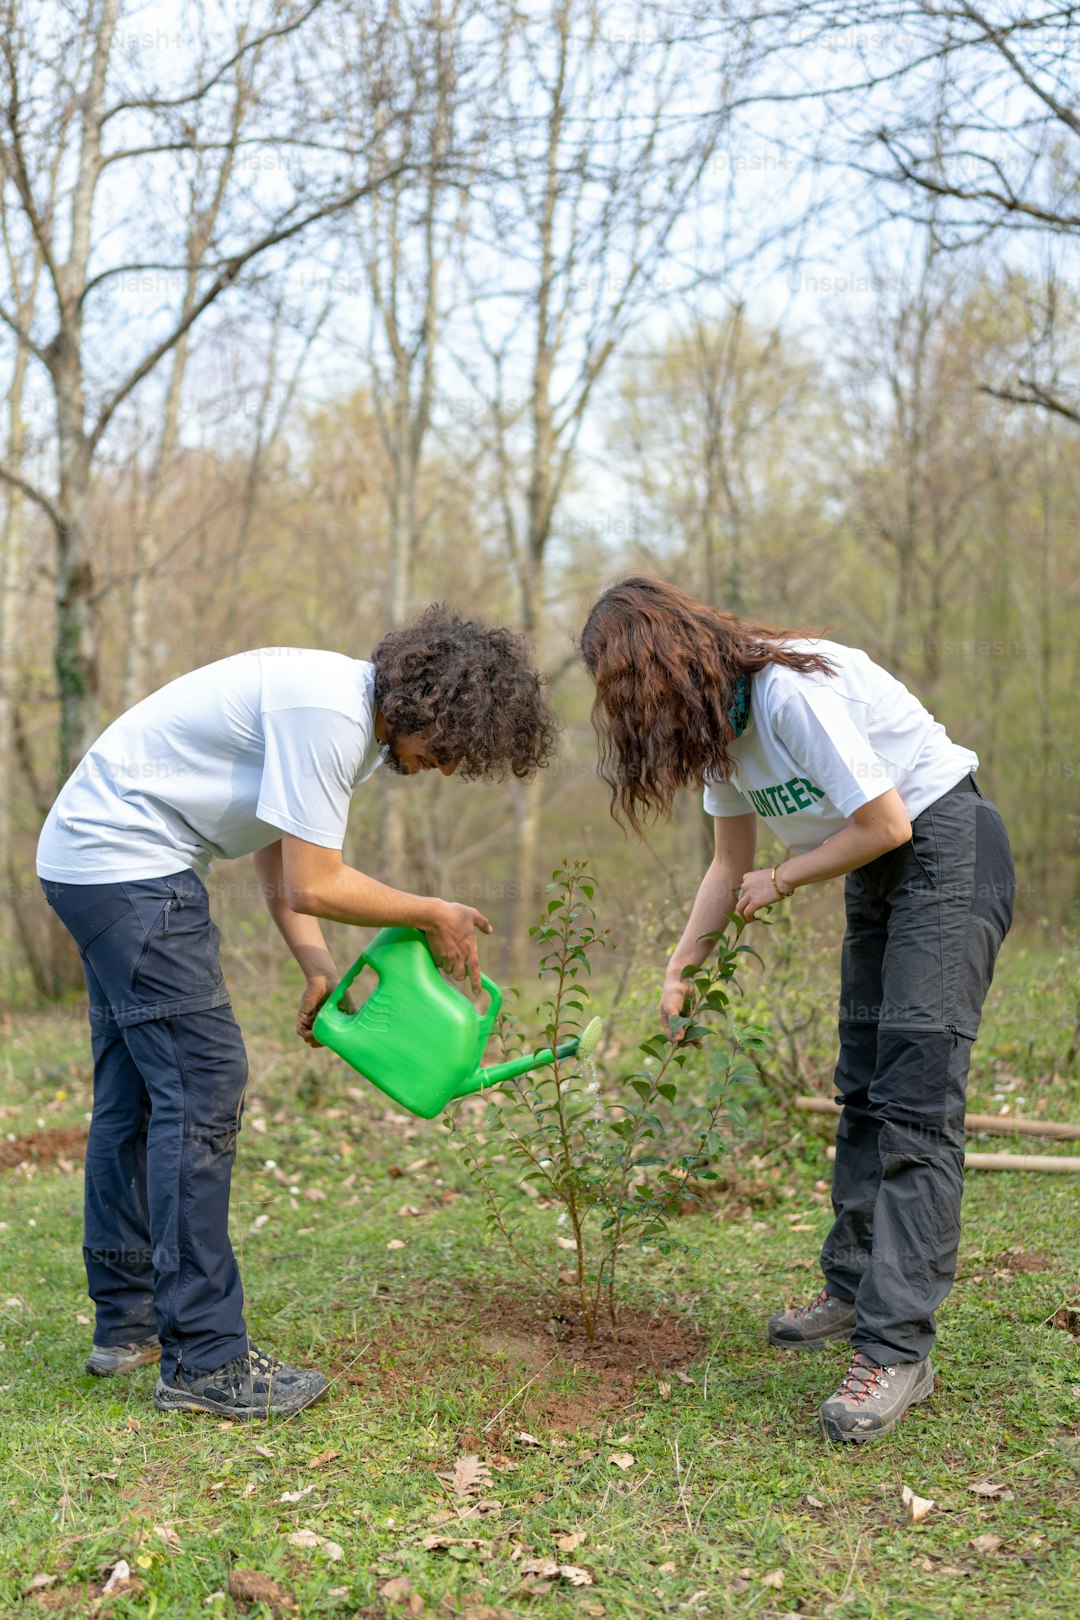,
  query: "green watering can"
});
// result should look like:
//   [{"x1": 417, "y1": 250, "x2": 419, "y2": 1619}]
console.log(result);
[{"x1": 313, "y1": 926, "x2": 603, "y2": 1120}]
